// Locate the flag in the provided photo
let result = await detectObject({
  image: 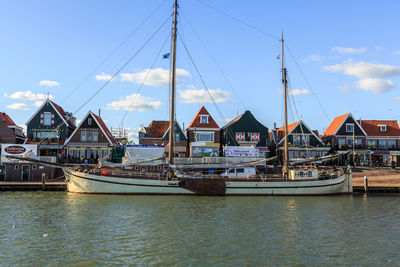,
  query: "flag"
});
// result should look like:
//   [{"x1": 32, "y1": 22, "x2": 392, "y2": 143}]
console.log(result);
[
  {"x1": 276, "y1": 55, "x2": 280, "y2": 59},
  {"x1": 163, "y1": 53, "x2": 170, "y2": 59}
]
